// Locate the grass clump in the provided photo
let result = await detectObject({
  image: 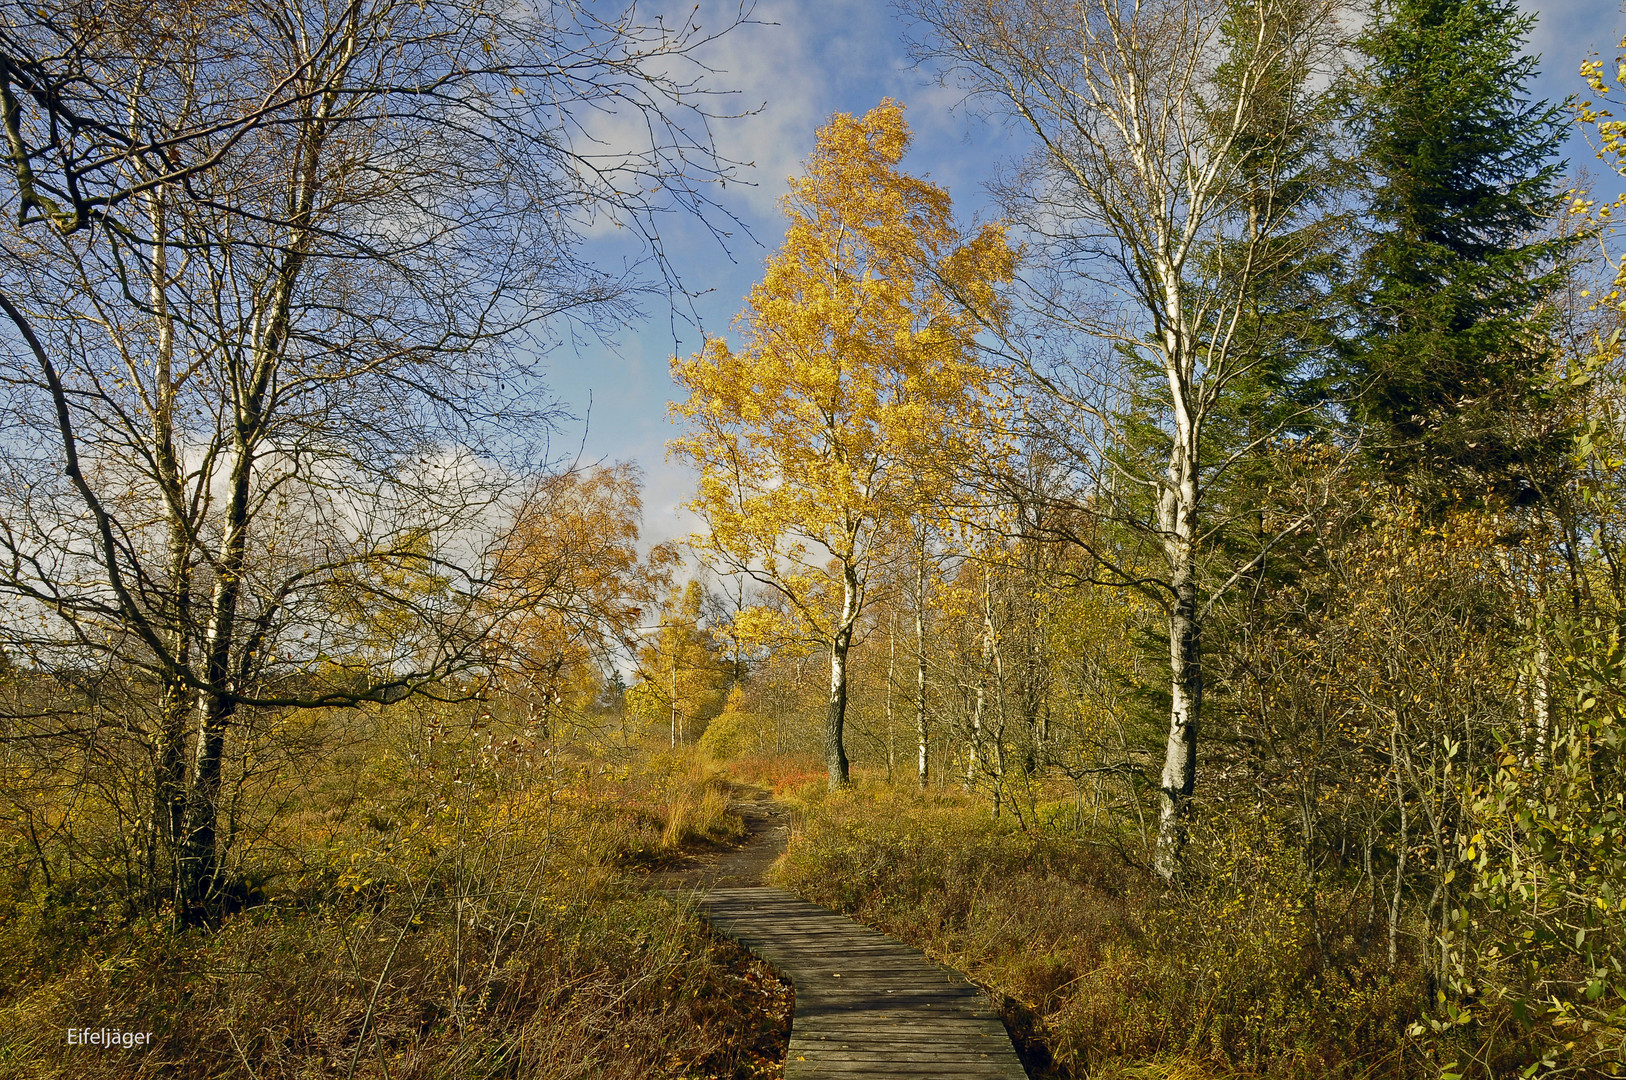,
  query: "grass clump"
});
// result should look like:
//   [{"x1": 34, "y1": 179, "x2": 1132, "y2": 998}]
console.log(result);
[{"x1": 578, "y1": 750, "x2": 749, "y2": 867}]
